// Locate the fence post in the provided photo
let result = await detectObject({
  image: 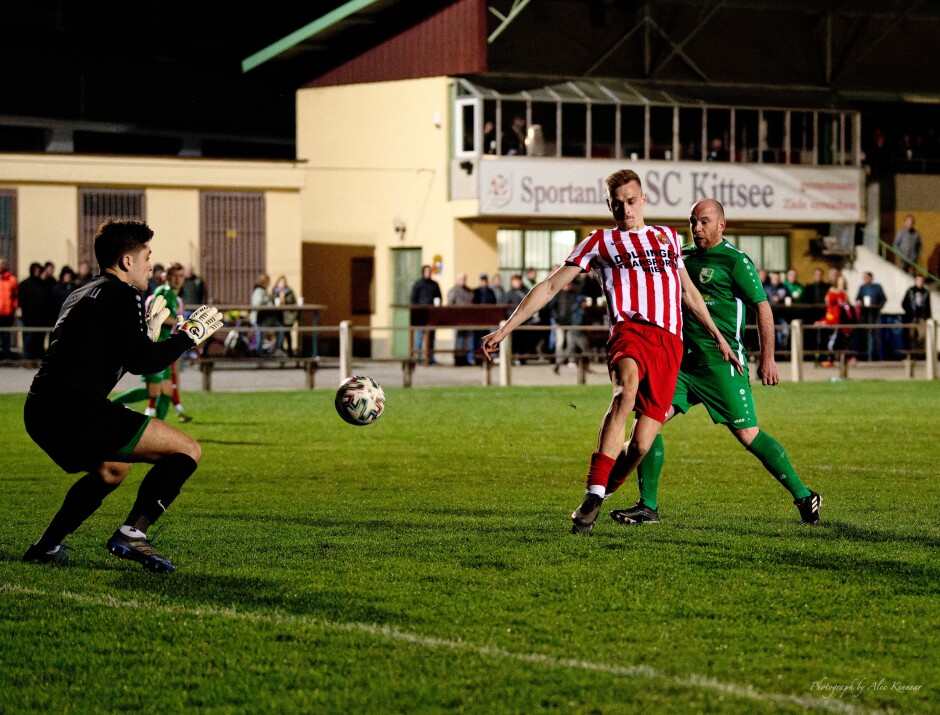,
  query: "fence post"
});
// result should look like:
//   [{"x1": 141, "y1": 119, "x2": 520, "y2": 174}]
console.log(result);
[
  {"x1": 499, "y1": 321, "x2": 512, "y2": 386},
  {"x1": 789, "y1": 319, "x2": 803, "y2": 383},
  {"x1": 926, "y1": 319, "x2": 937, "y2": 381},
  {"x1": 339, "y1": 320, "x2": 352, "y2": 381}
]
